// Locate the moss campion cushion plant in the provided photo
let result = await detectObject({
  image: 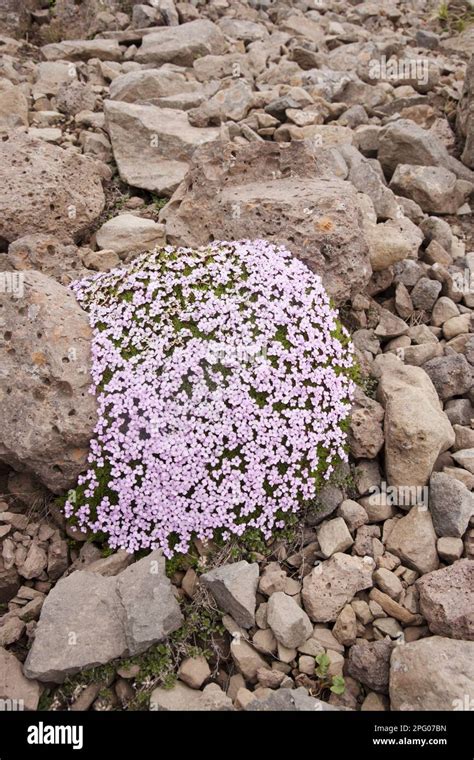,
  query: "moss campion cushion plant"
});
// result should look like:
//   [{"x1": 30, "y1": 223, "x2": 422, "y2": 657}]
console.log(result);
[{"x1": 65, "y1": 240, "x2": 355, "y2": 556}]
